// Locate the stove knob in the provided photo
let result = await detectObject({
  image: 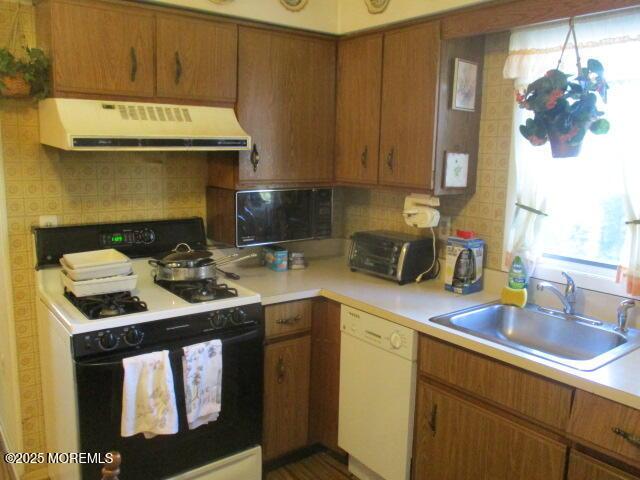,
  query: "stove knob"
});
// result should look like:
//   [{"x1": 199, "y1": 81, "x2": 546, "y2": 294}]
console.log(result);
[
  {"x1": 209, "y1": 312, "x2": 226, "y2": 328},
  {"x1": 141, "y1": 228, "x2": 156, "y2": 244},
  {"x1": 124, "y1": 327, "x2": 143, "y2": 346},
  {"x1": 98, "y1": 332, "x2": 119, "y2": 351},
  {"x1": 236, "y1": 308, "x2": 248, "y2": 324}
]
